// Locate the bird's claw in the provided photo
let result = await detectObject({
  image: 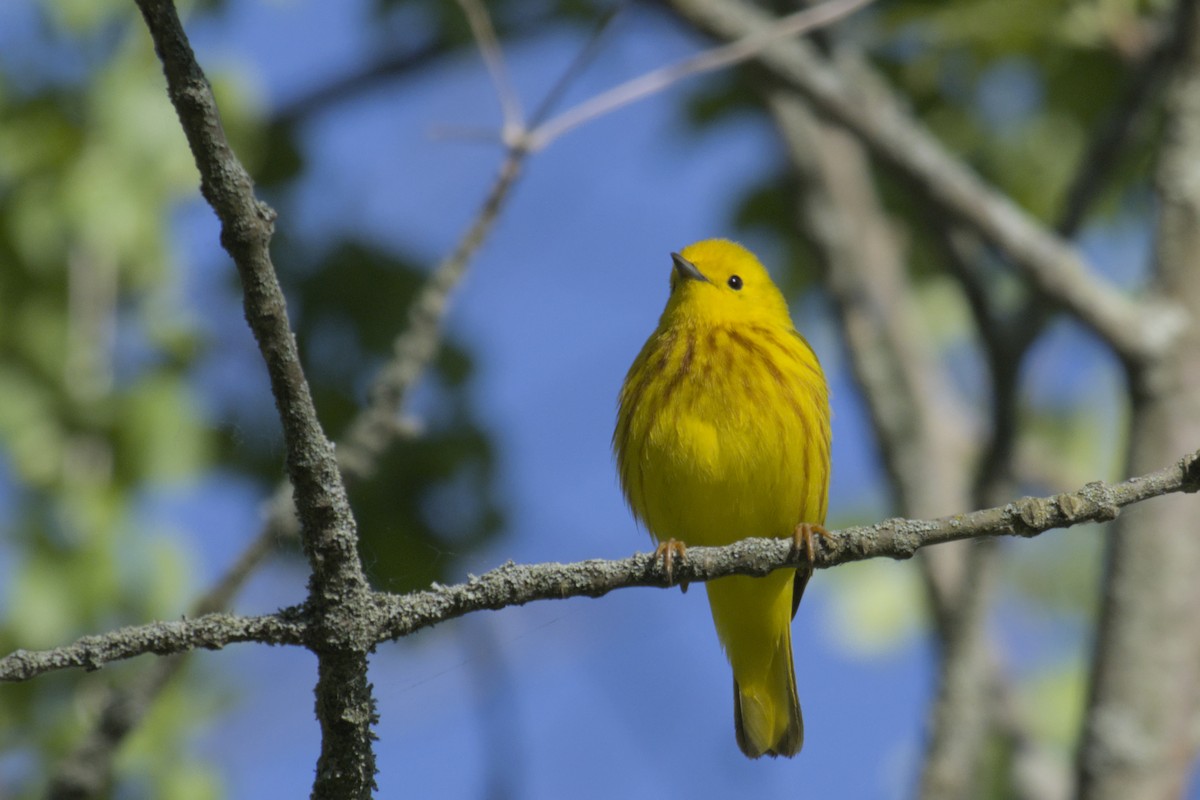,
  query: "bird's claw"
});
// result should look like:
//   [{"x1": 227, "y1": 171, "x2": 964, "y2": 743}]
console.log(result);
[
  {"x1": 792, "y1": 523, "x2": 832, "y2": 565},
  {"x1": 655, "y1": 538, "x2": 688, "y2": 589}
]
